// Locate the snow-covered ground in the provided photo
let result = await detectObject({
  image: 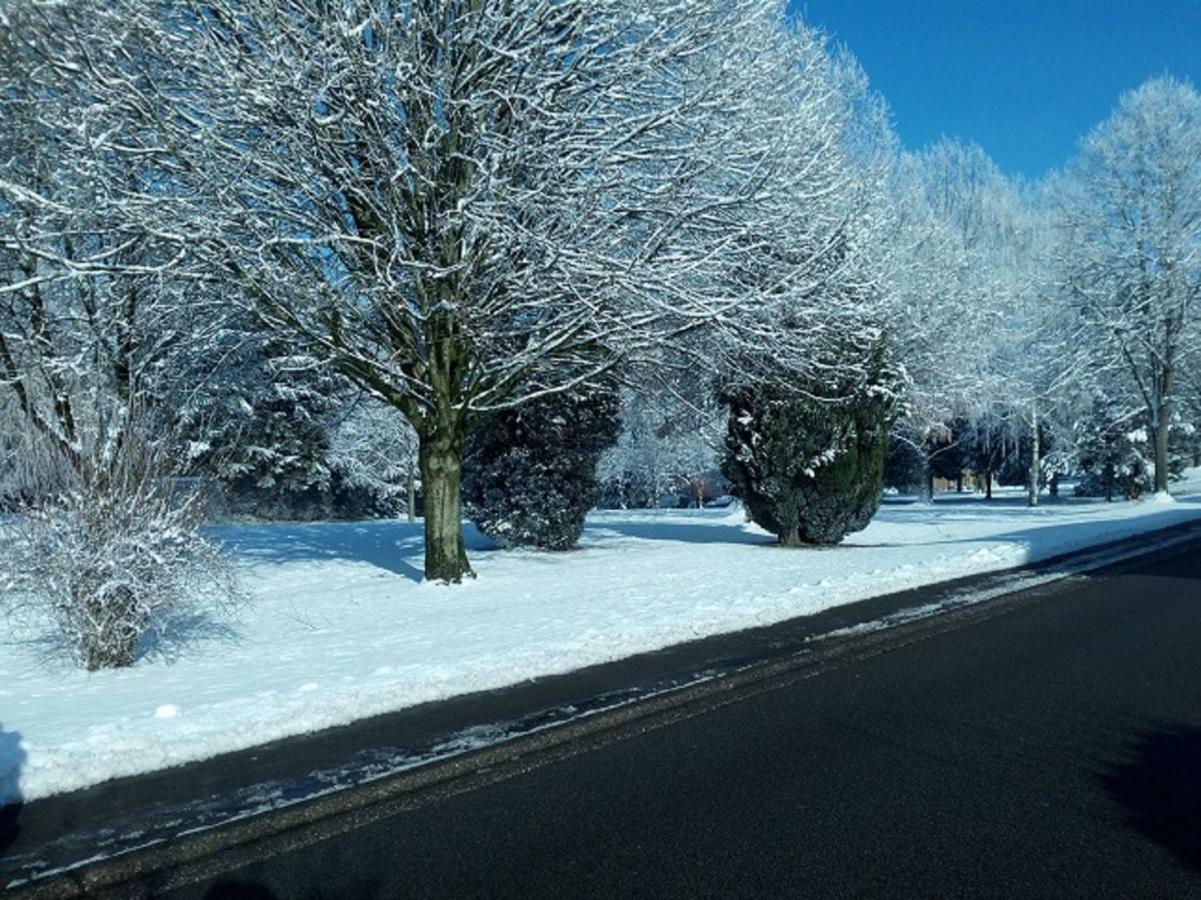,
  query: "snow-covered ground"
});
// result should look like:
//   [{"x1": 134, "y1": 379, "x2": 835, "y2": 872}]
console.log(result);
[{"x1": 3, "y1": 476, "x2": 1201, "y2": 805}]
